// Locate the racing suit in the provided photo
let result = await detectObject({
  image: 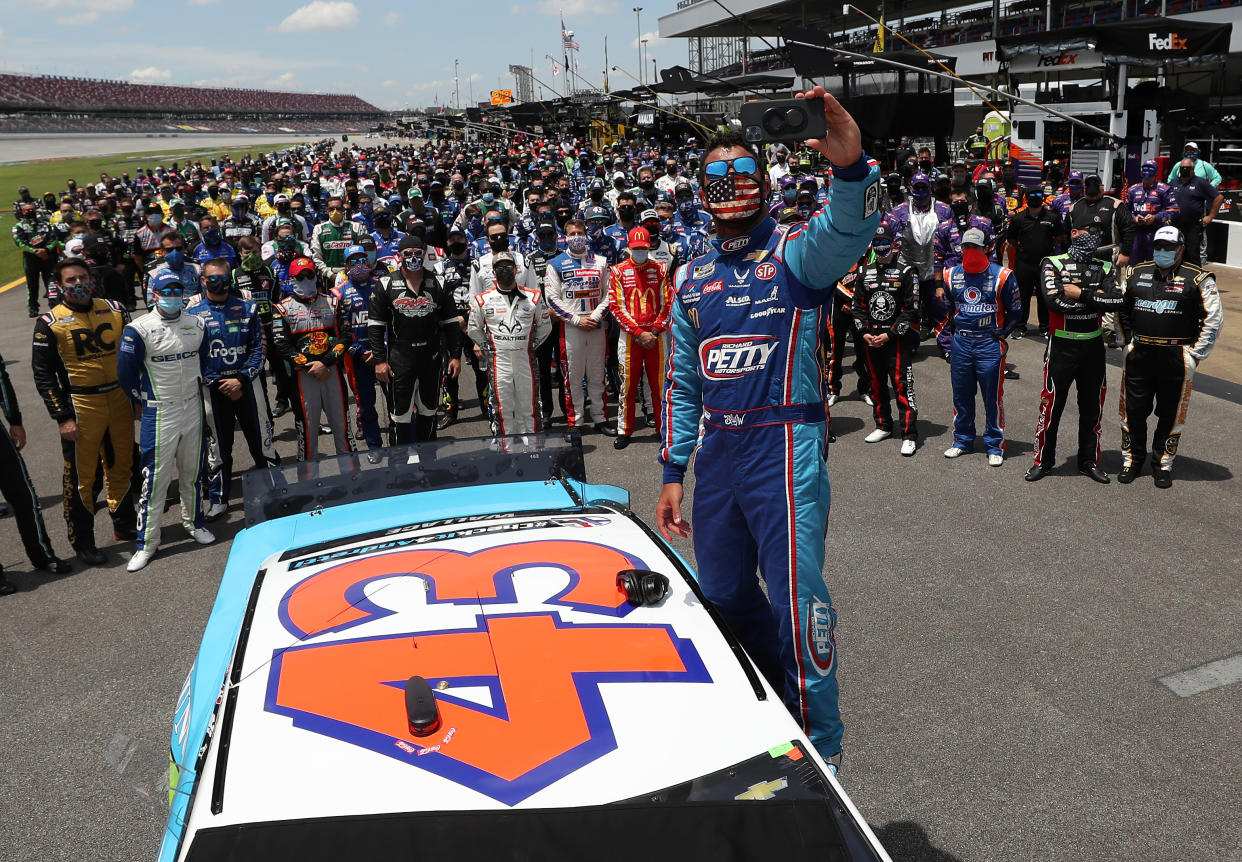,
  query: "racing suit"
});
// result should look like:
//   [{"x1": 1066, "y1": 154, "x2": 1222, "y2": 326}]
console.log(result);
[
  {"x1": 1124, "y1": 181, "x2": 1179, "y2": 265},
  {"x1": 187, "y1": 294, "x2": 278, "y2": 504},
  {"x1": 367, "y1": 270, "x2": 461, "y2": 444},
  {"x1": 441, "y1": 254, "x2": 489, "y2": 420},
  {"x1": 0, "y1": 351, "x2": 60, "y2": 569},
  {"x1": 117, "y1": 309, "x2": 209, "y2": 552},
  {"x1": 1007, "y1": 205, "x2": 1065, "y2": 334},
  {"x1": 32, "y1": 299, "x2": 137, "y2": 552},
  {"x1": 524, "y1": 247, "x2": 564, "y2": 423},
  {"x1": 1031, "y1": 254, "x2": 1121, "y2": 470},
  {"x1": 12, "y1": 212, "x2": 57, "y2": 314},
  {"x1": 853, "y1": 258, "x2": 921, "y2": 440},
  {"x1": 828, "y1": 262, "x2": 870, "y2": 400},
  {"x1": 310, "y1": 218, "x2": 367, "y2": 278},
  {"x1": 544, "y1": 251, "x2": 610, "y2": 427},
  {"x1": 607, "y1": 257, "x2": 672, "y2": 436},
  {"x1": 221, "y1": 212, "x2": 262, "y2": 250},
  {"x1": 468, "y1": 285, "x2": 552, "y2": 436},
  {"x1": 660, "y1": 155, "x2": 882, "y2": 758},
  {"x1": 233, "y1": 260, "x2": 295, "y2": 407},
  {"x1": 332, "y1": 276, "x2": 384, "y2": 449},
  {"x1": 273, "y1": 292, "x2": 353, "y2": 459},
  {"x1": 944, "y1": 263, "x2": 1022, "y2": 455},
  {"x1": 934, "y1": 215, "x2": 997, "y2": 353},
  {"x1": 884, "y1": 199, "x2": 951, "y2": 338},
  {"x1": 1118, "y1": 261, "x2": 1223, "y2": 471}
]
